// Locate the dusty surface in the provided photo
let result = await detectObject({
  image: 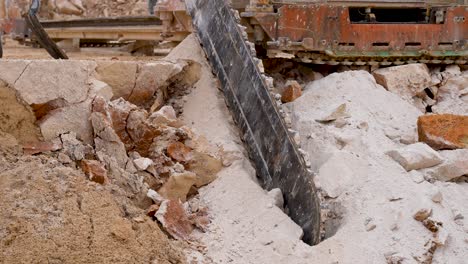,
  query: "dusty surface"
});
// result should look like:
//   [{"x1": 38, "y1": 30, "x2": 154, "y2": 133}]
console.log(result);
[
  {"x1": 0, "y1": 12, "x2": 467, "y2": 263},
  {"x1": 0, "y1": 132, "x2": 185, "y2": 264}
]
